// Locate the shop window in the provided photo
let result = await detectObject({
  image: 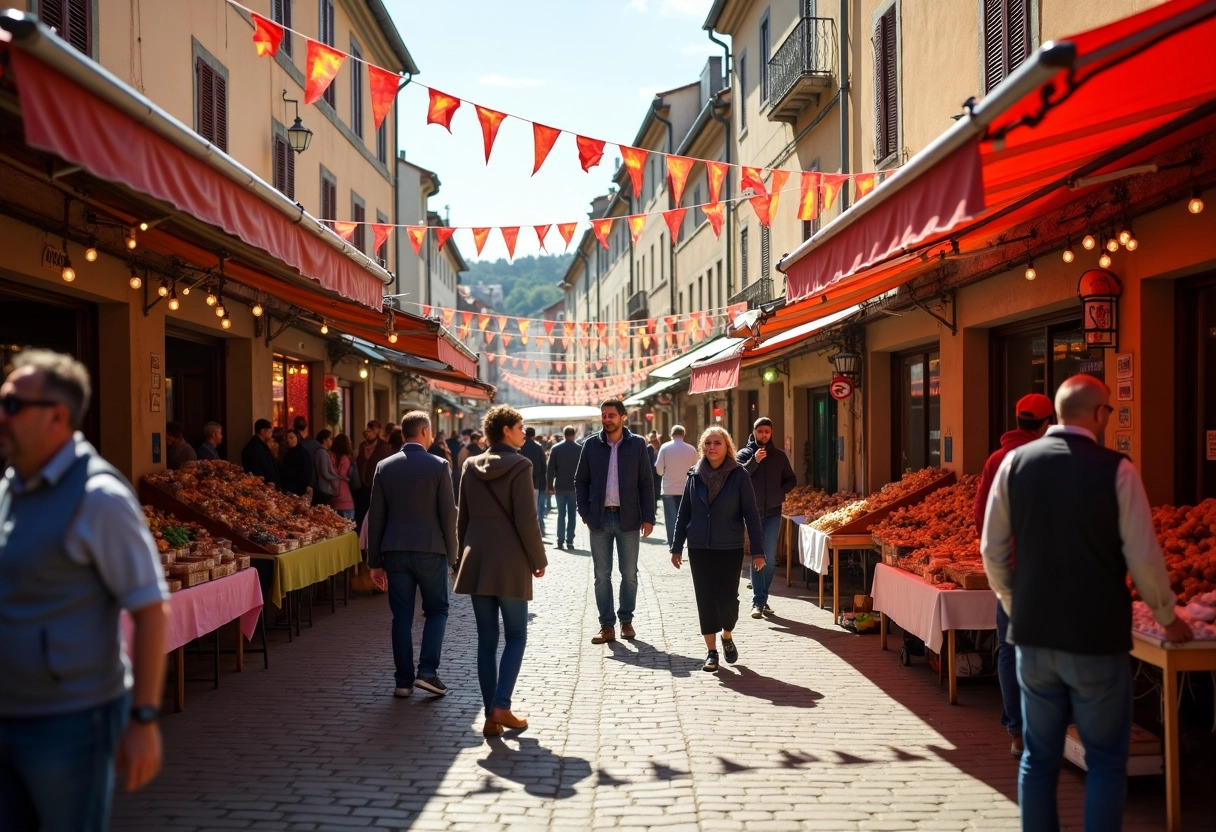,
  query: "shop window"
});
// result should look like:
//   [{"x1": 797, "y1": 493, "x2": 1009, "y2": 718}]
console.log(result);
[
  {"x1": 319, "y1": 0, "x2": 336, "y2": 108},
  {"x1": 809, "y1": 387, "x2": 838, "y2": 492},
  {"x1": 983, "y1": 0, "x2": 1032, "y2": 93},
  {"x1": 273, "y1": 357, "x2": 311, "y2": 432},
  {"x1": 272, "y1": 0, "x2": 292, "y2": 58},
  {"x1": 893, "y1": 347, "x2": 940, "y2": 479},
  {"x1": 39, "y1": 0, "x2": 91, "y2": 57},
  {"x1": 195, "y1": 56, "x2": 229, "y2": 152},
  {"x1": 873, "y1": 5, "x2": 898, "y2": 164},
  {"x1": 1175, "y1": 274, "x2": 1216, "y2": 501},
  {"x1": 272, "y1": 130, "x2": 295, "y2": 200}
]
